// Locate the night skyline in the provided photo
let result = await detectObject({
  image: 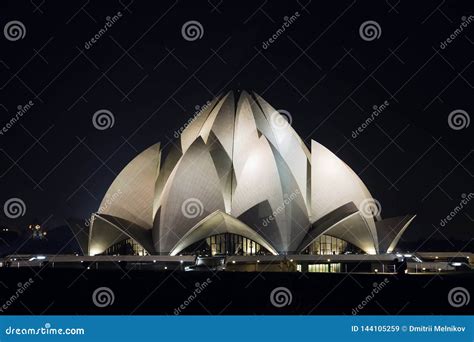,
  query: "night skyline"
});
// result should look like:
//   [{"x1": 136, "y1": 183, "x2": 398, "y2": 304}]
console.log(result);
[{"x1": 0, "y1": 0, "x2": 472, "y2": 249}]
